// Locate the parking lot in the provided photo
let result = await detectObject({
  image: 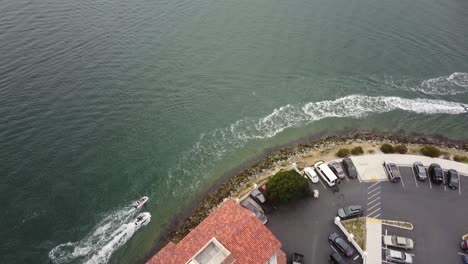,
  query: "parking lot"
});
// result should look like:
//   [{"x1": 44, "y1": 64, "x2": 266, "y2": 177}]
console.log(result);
[
  {"x1": 378, "y1": 164, "x2": 468, "y2": 263},
  {"x1": 263, "y1": 158, "x2": 468, "y2": 264}
]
